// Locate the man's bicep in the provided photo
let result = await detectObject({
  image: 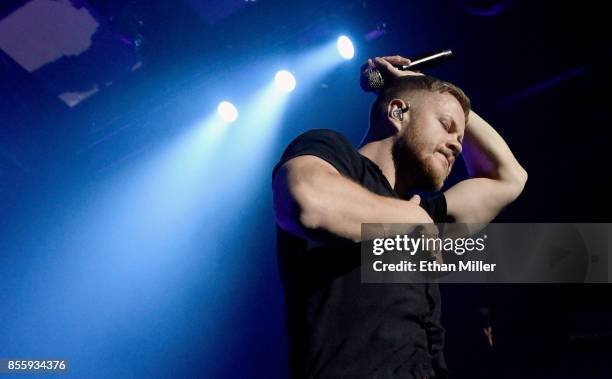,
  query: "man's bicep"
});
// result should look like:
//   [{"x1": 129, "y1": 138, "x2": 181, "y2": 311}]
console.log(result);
[
  {"x1": 272, "y1": 155, "x2": 341, "y2": 234},
  {"x1": 444, "y1": 177, "x2": 519, "y2": 223}
]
